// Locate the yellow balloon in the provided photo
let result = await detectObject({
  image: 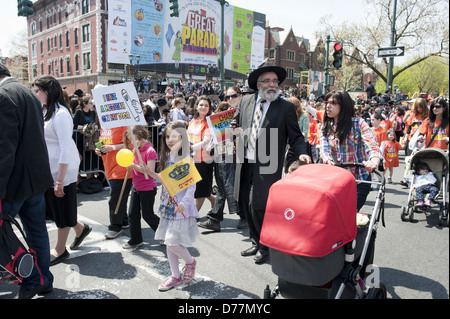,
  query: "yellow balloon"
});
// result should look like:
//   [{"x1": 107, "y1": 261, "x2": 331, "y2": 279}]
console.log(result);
[{"x1": 116, "y1": 149, "x2": 134, "y2": 167}]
